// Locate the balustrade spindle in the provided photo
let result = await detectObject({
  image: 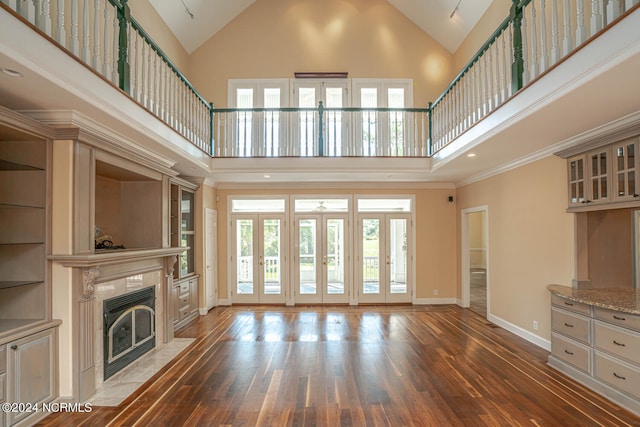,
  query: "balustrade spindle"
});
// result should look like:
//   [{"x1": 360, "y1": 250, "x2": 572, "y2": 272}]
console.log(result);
[
  {"x1": 153, "y1": 53, "x2": 159, "y2": 114},
  {"x1": 92, "y1": 0, "x2": 101, "y2": 70},
  {"x1": 591, "y1": 0, "x2": 603, "y2": 35},
  {"x1": 132, "y1": 31, "x2": 139, "y2": 102},
  {"x1": 69, "y1": 0, "x2": 79, "y2": 55},
  {"x1": 102, "y1": 3, "x2": 110, "y2": 79},
  {"x1": 562, "y1": 0, "x2": 573, "y2": 55},
  {"x1": 112, "y1": 11, "x2": 118, "y2": 84},
  {"x1": 551, "y1": 0, "x2": 561, "y2": 63},
  {"x1": 606, "y1": 0, "x2": 622, "y2": 24},
  {"x1": 529, "y1": 1, "x2": 538, "y2": 80},
  {"x1": 522, "y1": 7, "x2": 530, "y2": 84},
  {"x1": 55, "y1": 0, "x2": 65, "y2": 47},
  {"x1": 576, "y1": 0, "x2": 586, "y2": 46},
  {"x1": 19, "y1": 0, "x2": 35, "y2": 24},
  {"x1": 500, "y1": 30, "x2": 508, "y2": 103},
  {"x1": 34, "y1": 0, "x2": 42, "y2": 30},
  {"x1": 39, "y1": 0, "x2": 51, "y2": 36},
  {"x1": 3, "y1": 1, "x2": 18, "y2": 10},
  {"x1": 81, "y1": 0, "x2": 90, "y2": 63},
  {"x1": 146, "y1": 45, "x2": 152, "y2": 109},
  {"x1": 164, "y1": 63, "x2": 170, "y2": 123}
]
